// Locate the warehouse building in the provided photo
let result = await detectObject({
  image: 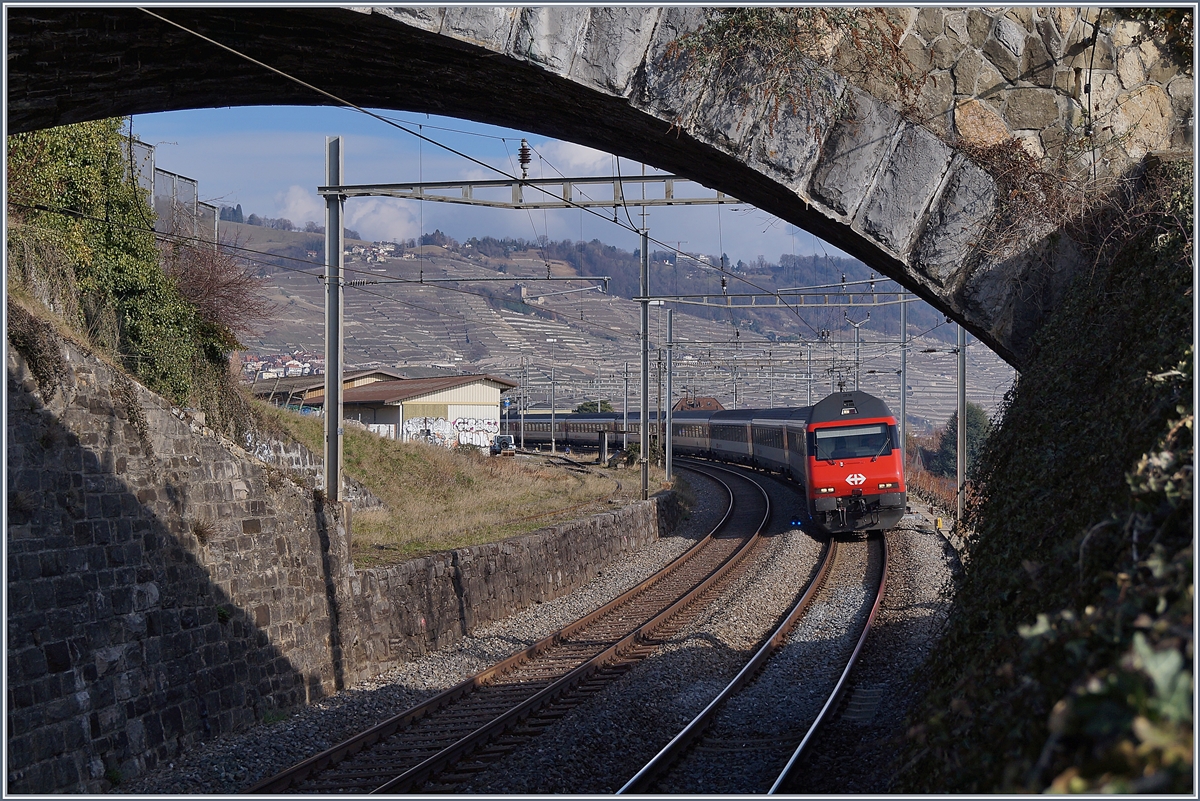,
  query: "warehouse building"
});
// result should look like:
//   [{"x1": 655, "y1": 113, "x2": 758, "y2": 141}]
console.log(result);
[{"x1": 302, "y1": 374, "x2": 518, "y2": 448}]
